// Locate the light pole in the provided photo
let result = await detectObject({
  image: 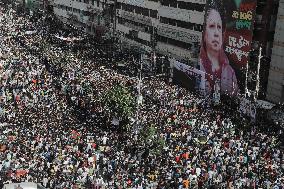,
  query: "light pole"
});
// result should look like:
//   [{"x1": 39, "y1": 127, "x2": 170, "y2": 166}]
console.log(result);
[
  {"x1": 255, "y1": 46, "x2": 262, "y2": 101},
  {"x1": 135, "y1": 54, "x2": 143, "y2": 132}
]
